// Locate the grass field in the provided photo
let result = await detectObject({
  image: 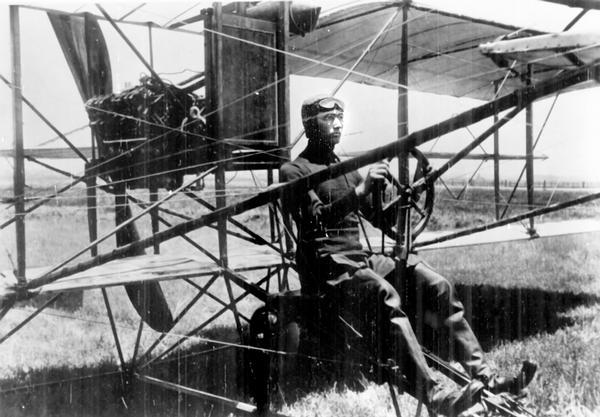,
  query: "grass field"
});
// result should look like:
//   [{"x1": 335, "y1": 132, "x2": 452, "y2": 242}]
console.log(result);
[{"x1": 0, "y1": 185, "x2": 599, "y2": 416}]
